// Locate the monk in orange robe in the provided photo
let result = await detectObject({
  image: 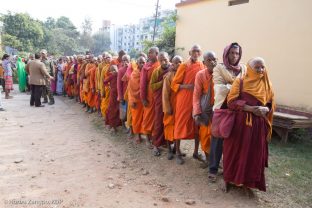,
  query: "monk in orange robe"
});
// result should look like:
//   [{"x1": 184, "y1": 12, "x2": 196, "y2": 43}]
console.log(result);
[
  {"x1": 140, "y1": 47, "x2": 160, "y2": 148},
  {"x1": 193, "y1": 51, "x2": 217, "y2": 168},
  {"x1": 75, "y1": 56, "x2": 85, "y2": 103},
  {"x1": 128, "y1": 56, "x2": 146, "y2": 143},
  {"x1": 150, "y1": 52, "x2": 171, "y2": 156},
  {"x1": 82, "y1": 56, "x2": 91, "y2": 107},
  {"x1": 122, "y1": 61, "x2": 134, "y2": 138},
  {"x1": 171, "y1": 45, "x2": 205, "y2": 165},
  {"x1": 96, "y1": 54, "x2": 105, "y2": 116},
  {"x1": 85, "y1": 56, "x2": 97, "y2": 113},
  {"x1": 78, "y1": 57, "x2": 88, "y2": 105},
  {"x1": 162, "y1": 55, "x2": 183, "y2": 160},
  {"x1": 63, "y1": 57, "x2": 70, "y2": 97},
  {"x1": 100, "y1": 54, "x2": 112, "y2": 119},
  {"x1": 66, "y1": 57, "x2": 74, "y2": 98}
]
